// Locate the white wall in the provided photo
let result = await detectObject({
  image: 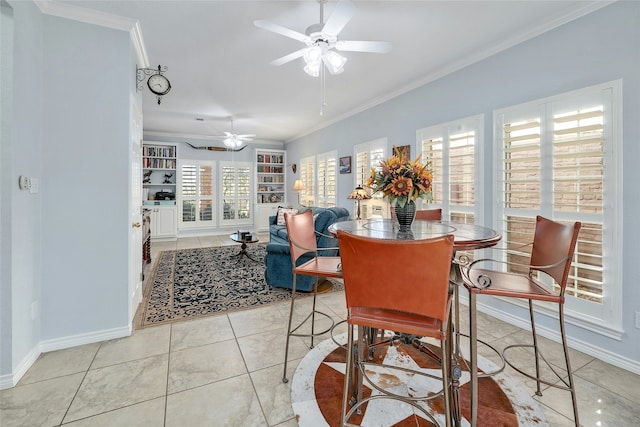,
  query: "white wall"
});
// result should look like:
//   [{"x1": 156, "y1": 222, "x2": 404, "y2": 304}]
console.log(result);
[
  {"x1": 40, "y1": 16, "x2": 132, "y2": 342},
  {"x1": 0, "y1": 0, "x2": 17, "y2": 381},
  {"x1": 286, "y1": 1, "x2": 640, "y2": 371},
  {"x1": 1, "y1": 1, "x2": 137, "y2": 387},
  {"x1": 0, "y1": 0, "x2": 44, "y2": 387}
]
